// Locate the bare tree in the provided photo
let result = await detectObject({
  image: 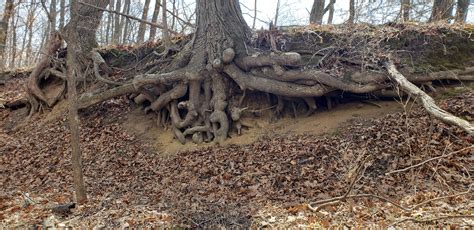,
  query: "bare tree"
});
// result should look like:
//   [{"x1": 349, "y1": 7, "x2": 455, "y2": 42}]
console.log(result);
[
  {"x1": 59, "y1": 0, "x2": 66, "y2": 30},
  {"x1": 148, "y1": 0, "x2": 161, "y2": 40},
  {"x1": 137, "y1": 0, "x2": 151, "y2": 43},
  {"x1": 327, "y1": 0, "x2": 336, "y2": 24},
  {"x1": 401, "y1": 0, "x2": 410, "y2": 22},
  {"x1": 65, "y1": 0, "x2": 87, "y2": 204},
  {"x1": 274, "y1": 0, "x2": 281, "y2": 27},
  {"x1": 50, "y1": 0, "x2": 57, "y2": 31},
  {"x1": 112, "y1": 0, "x2": 121, "y2": 44},
  {"x1": 252, "y1": 0, "x2": 257, "y2": 29},
  {"x1": 455, "y1": 0, "x2": 469, "y2": 23},
  {"x1": 429, "y1": 0, "x2": 454, "y2": 22},
  {"x1": 348, "y1": 0, "x2": 355, "y2": 23},
  {"x1": 9, "y1": 6, "x2": 18, "y2": 68},
  {"x1": 310, "y1": 0, "x2": 325, "y2": 25},
  {"x1": 122, "y1": 0, "x2": 131, "y2": 43},
  {"x1": 162, "y1": 0, "x2": 171, "y2": 46},
  {"x1": 0, "y1": 0, "x2": 14, "y2": 70}
]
